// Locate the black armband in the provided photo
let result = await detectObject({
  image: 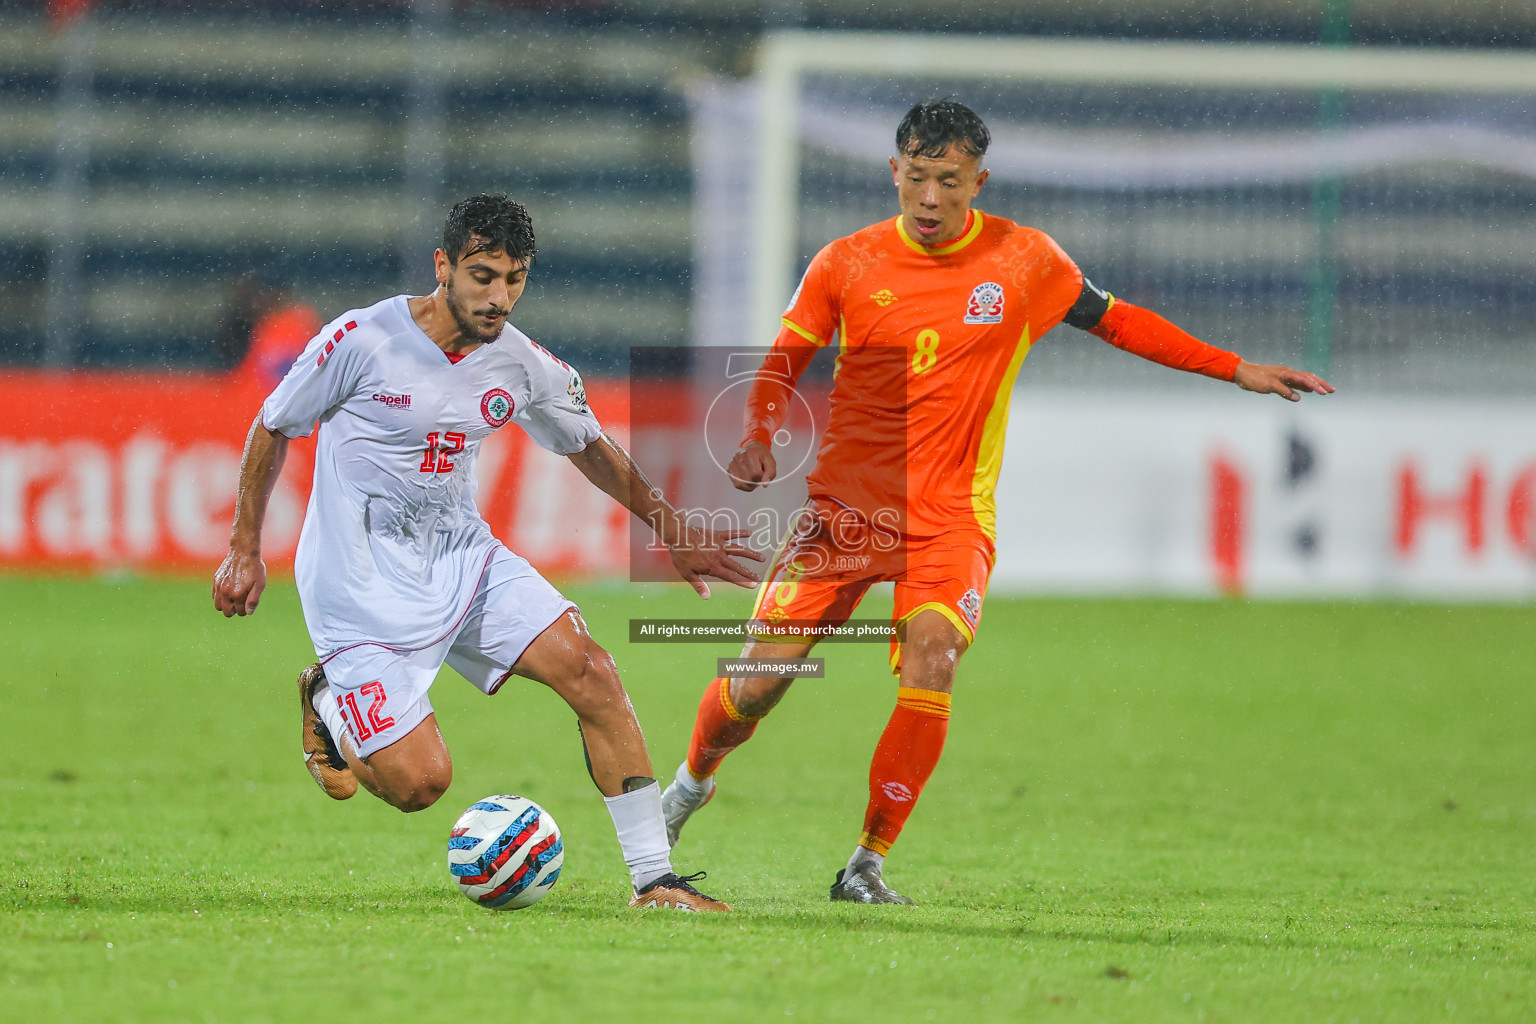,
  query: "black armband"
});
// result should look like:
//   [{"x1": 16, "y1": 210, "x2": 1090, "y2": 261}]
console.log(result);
[{"x1": 1063, "y1": 275, "x2": 1113, "y2": 330}]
